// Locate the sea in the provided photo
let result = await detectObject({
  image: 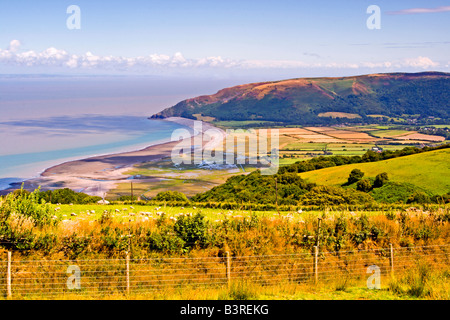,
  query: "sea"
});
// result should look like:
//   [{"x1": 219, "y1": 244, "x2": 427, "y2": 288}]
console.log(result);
[{"x1": 0, "y1": 74, "x2": 239, "y2": 190}]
